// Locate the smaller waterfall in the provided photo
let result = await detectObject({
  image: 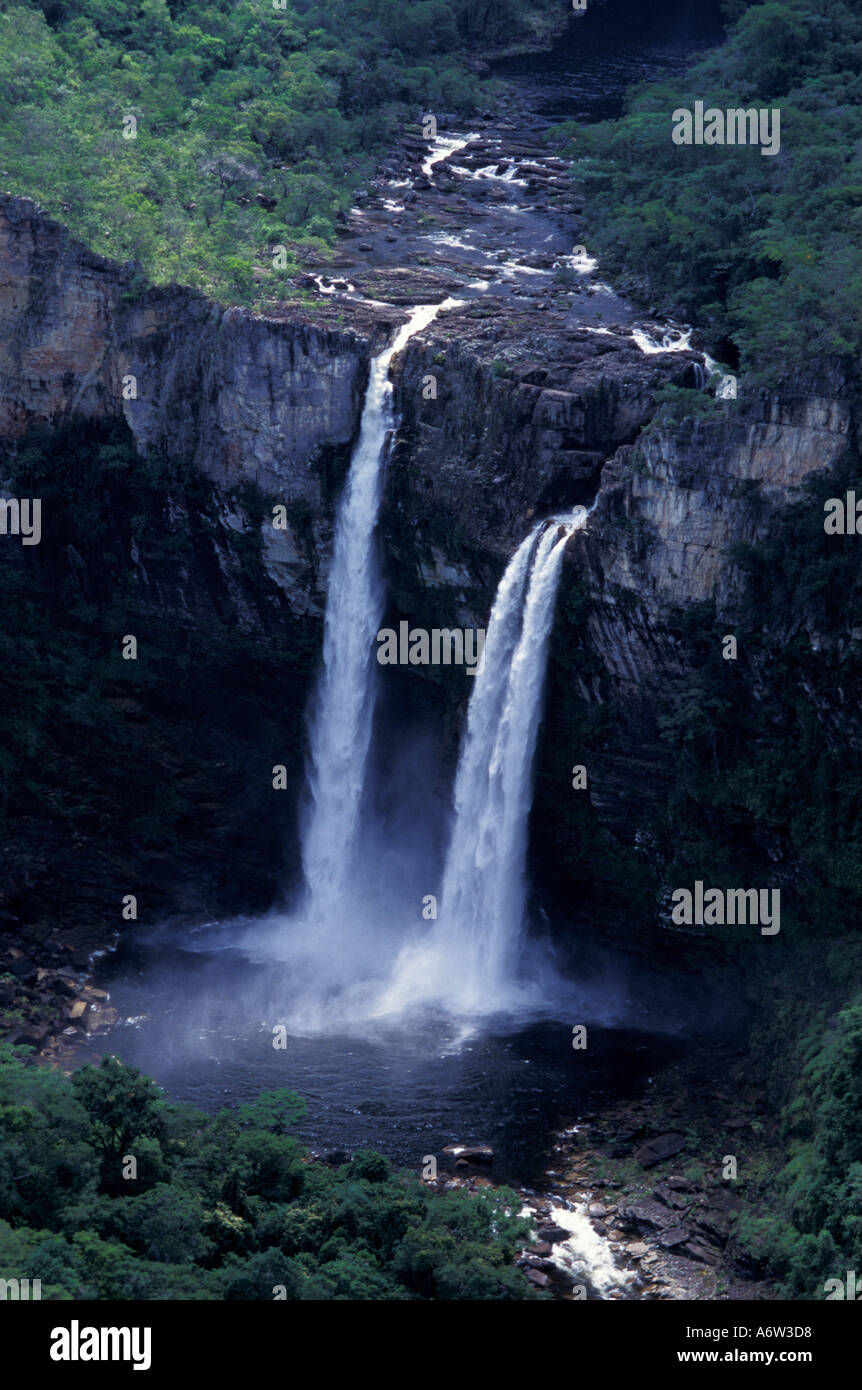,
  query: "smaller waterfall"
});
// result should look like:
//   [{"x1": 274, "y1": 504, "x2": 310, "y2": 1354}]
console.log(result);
[
  {"x1": 631, "y1": 324, "x2": 693, "y2": 355},
  {"x1": 380, "y1": 508, "x2": 588, "y2": 1015},
  {"x1": 703, "y1": 352, "x2": 738, "y2": 399}
]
